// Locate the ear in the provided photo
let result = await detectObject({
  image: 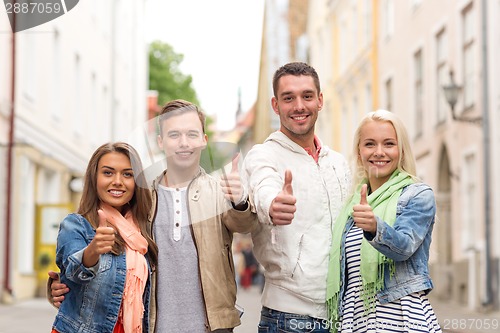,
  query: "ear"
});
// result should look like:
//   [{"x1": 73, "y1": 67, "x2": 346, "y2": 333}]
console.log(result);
[
  {"x1": 271, "y1": 97, "x2": 280, "y2": 115},
  {"x1": 201, "y1": 133, "x2": 208, "y2": 150},
  {"x1": 318, "y1": 92, "x2": 324, "y2": 111},
  {"x1": 157, "y1": 134, "x2": 163, "y2": 150}
]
